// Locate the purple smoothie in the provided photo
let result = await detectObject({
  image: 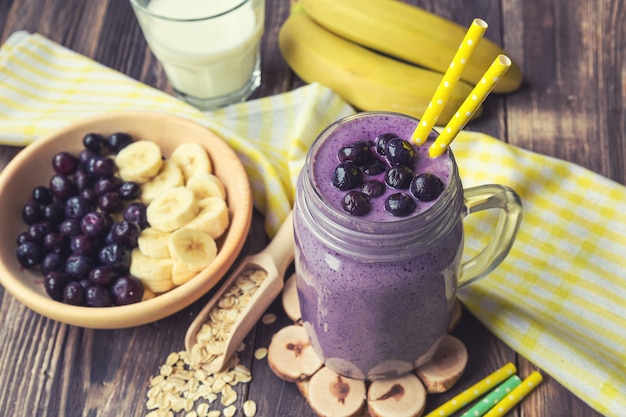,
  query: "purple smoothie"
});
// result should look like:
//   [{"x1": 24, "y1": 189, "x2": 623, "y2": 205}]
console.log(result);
[{"x1": 294, "y1": 112, "x2": 464, "y2": 380}]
